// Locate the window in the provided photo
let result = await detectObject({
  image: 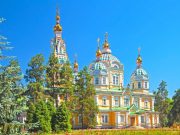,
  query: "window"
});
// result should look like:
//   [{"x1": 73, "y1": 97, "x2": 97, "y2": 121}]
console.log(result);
[
  {"x1": 113, "y1": 75, "x2": 119, "y2": 85},
  {"x1": 134, "y1": 97, "x2": 139, "y2": 107},
  {"x1": 138, "y1": 82, "x2": 141, "y2": 89},
  {"x1": 113, "y1": 76, "x2": 116, "y2": 85},
  {"x1": 102, "y1": 114, "x2": 108, "y2": 123},
  {"x1": 95, "y1": 77, "x2": 99, "y2": 85},
  {"x1": 145, "y1": 82, "x2": 148, "y2": 89},
  {"x1": 102, "y1": 96, "x2": 107, "y2": 106},
  {"x1": 144, "y1": 100, "x2": 148, "y2": 109},
  {"x1": 132, "y1": 83, "x2": 134, "y2": 89},
  {"x1": 120, "y1": 115, "x2": 125, "y2": 123},
  {"x1": 114, "y1": 97, "x2": 119, "y2": 106},
  {"x1": 141, "y1": 116, "x2": 145, "y2": 123},
  {"x1": 116, "y1": 76, "x2": 119, "y2": 85},
  {"x1": 102, "y1": 77, "x2": 106, "y2": 85},
  {"x1": 78, "y1": 115, "x2": 82, "y2": 124},
  {"x1": 124, "y1": 96, "x2": 130, "y2": 107}
]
